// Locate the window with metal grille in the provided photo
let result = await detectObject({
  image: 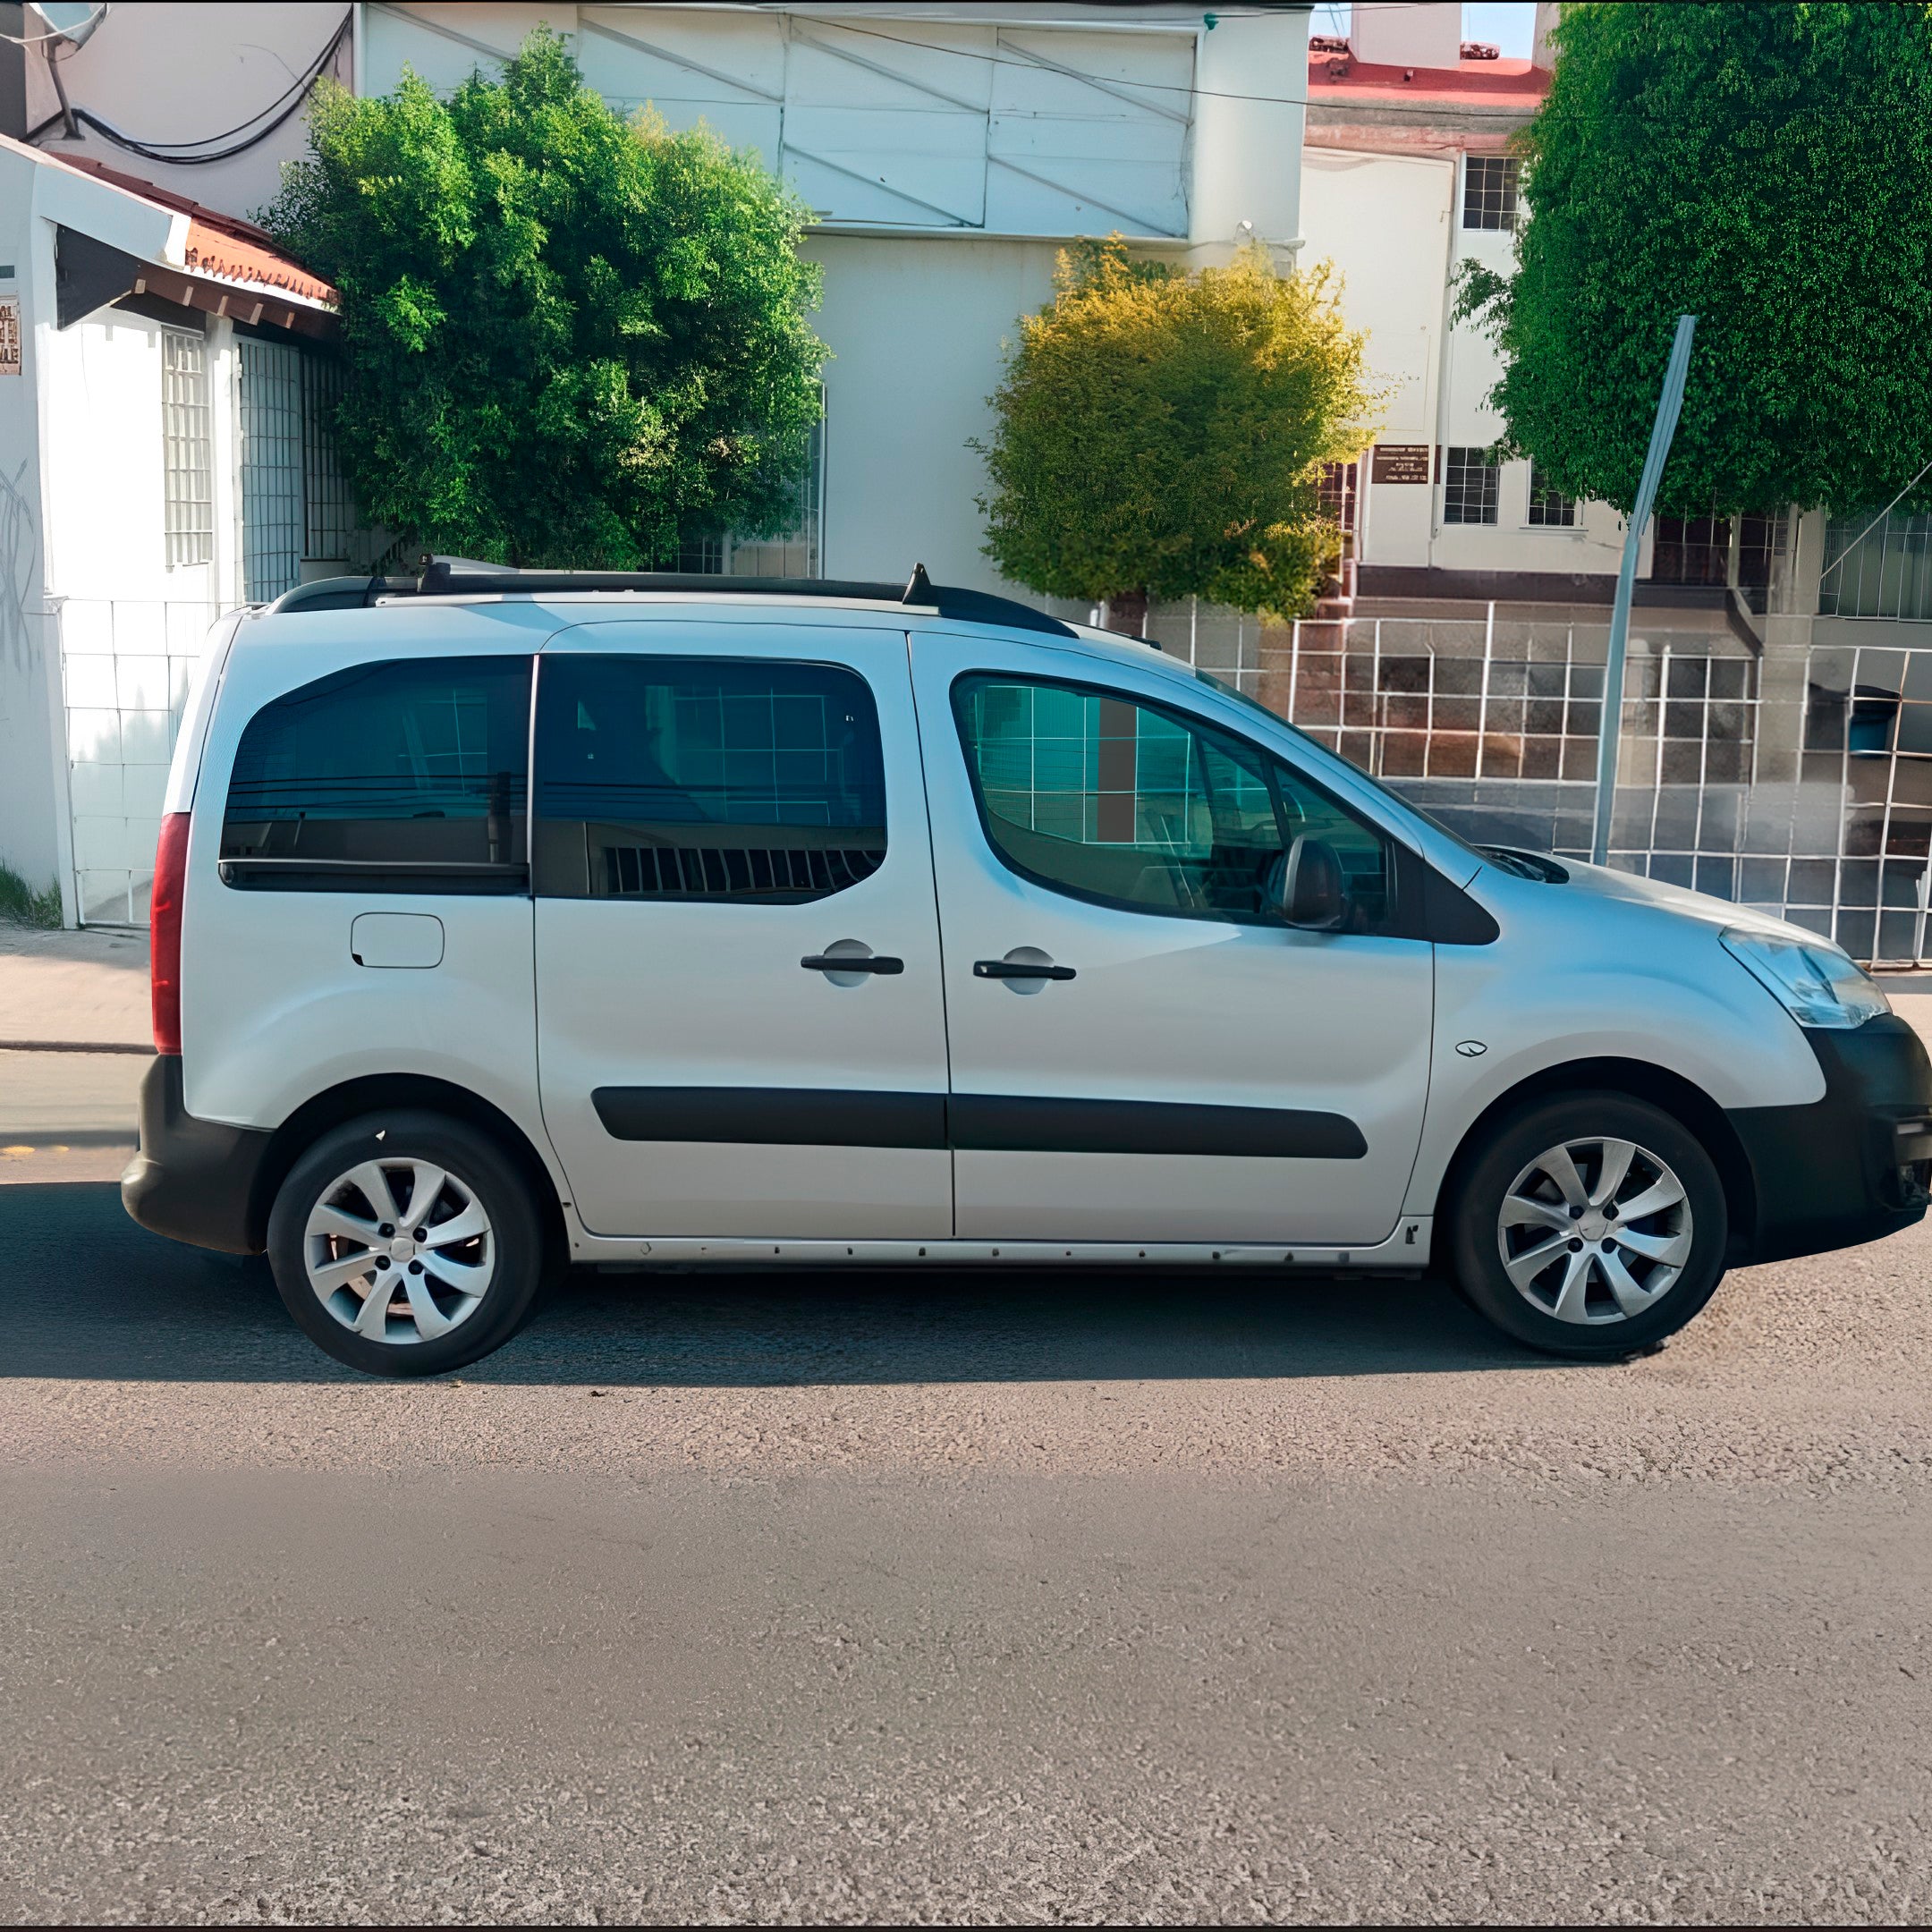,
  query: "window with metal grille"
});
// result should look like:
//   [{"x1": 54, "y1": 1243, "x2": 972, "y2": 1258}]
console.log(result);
[
  {"x1": 239, "y1": 337, "x2": 304, "y2": 602},
  {"x1": 1651, "y1": 513, "x2": 1775, "y2": 589},
  {"x1": 1526, "y1": 462, "x2": 1577, "y2": 528},
  {"x1": 1442, "y1": 447, "x2": 1500, "y2": 525},
  {"x1": 674, "y1": 401, "x2": 826, "y2": 578},
  {"x1": 1318, "y1": 460, "x2": 1359, "y2": 533},
  {"x1": 301, "y1": 354, "x2": 357, "y2": 568},
  {"x1": 1820, "y1": 512, "x2": 1932, "y2": 620},
  {"x1": 1462, "y1": 156, "x2": 1520, "y2": 231},
  {"x1": 162, "y1": 330, "x2": 214, "y2": 569}
]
